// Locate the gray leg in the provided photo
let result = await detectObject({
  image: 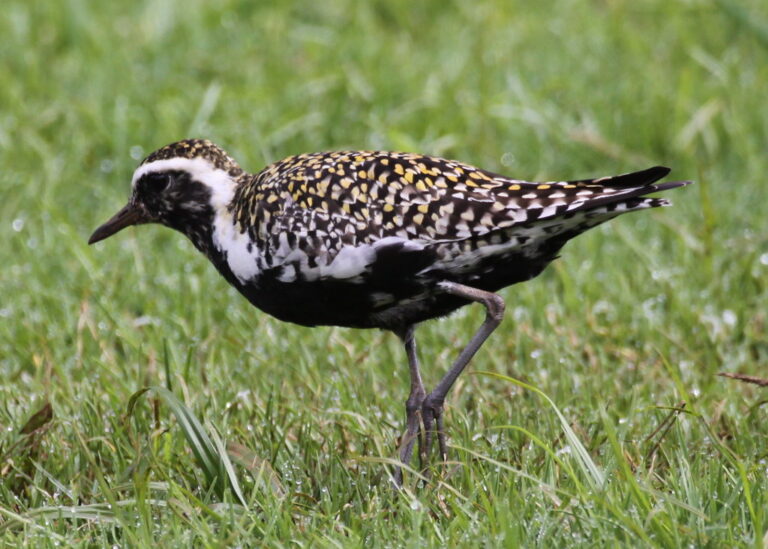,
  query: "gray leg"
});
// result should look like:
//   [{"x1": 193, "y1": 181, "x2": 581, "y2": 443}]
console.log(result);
[
  {"x1": 393, "y1": 325, "x2": 426, "y2": 486},
  {"x1": 421, "y1": 281, "x2": 506, "y2": 463}
]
